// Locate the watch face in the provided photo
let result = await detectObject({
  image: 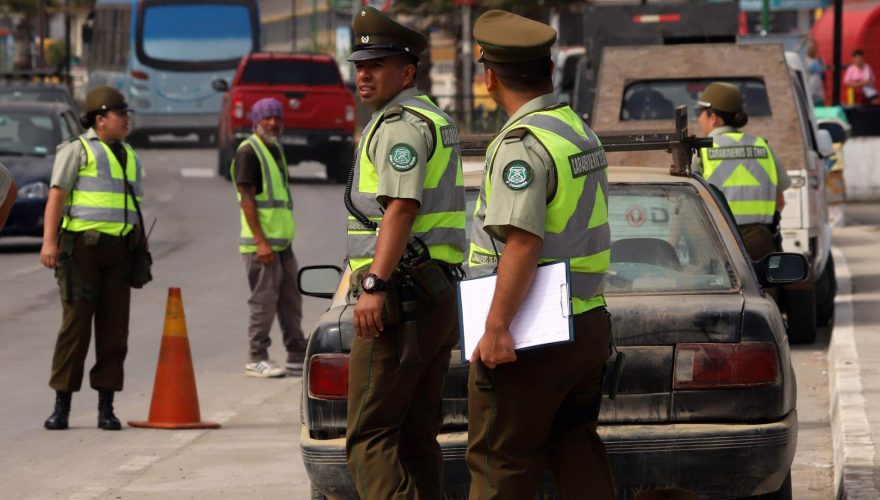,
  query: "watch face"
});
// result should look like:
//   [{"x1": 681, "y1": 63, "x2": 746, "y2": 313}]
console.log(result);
[{"x1": 363, "y1": 275, "x2": 375, "y2": 290}]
